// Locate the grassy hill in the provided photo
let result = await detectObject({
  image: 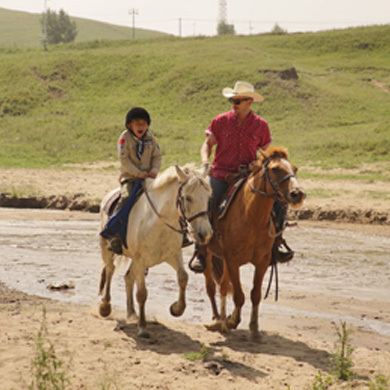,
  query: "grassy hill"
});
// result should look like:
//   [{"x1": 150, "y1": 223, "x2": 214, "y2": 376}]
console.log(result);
[
  {"x1": 0, "y1": 24, "x2": 389, "y2": 180},
  {"x1": 0, "y1": 8, "x2": 168, "y2": 47}
]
